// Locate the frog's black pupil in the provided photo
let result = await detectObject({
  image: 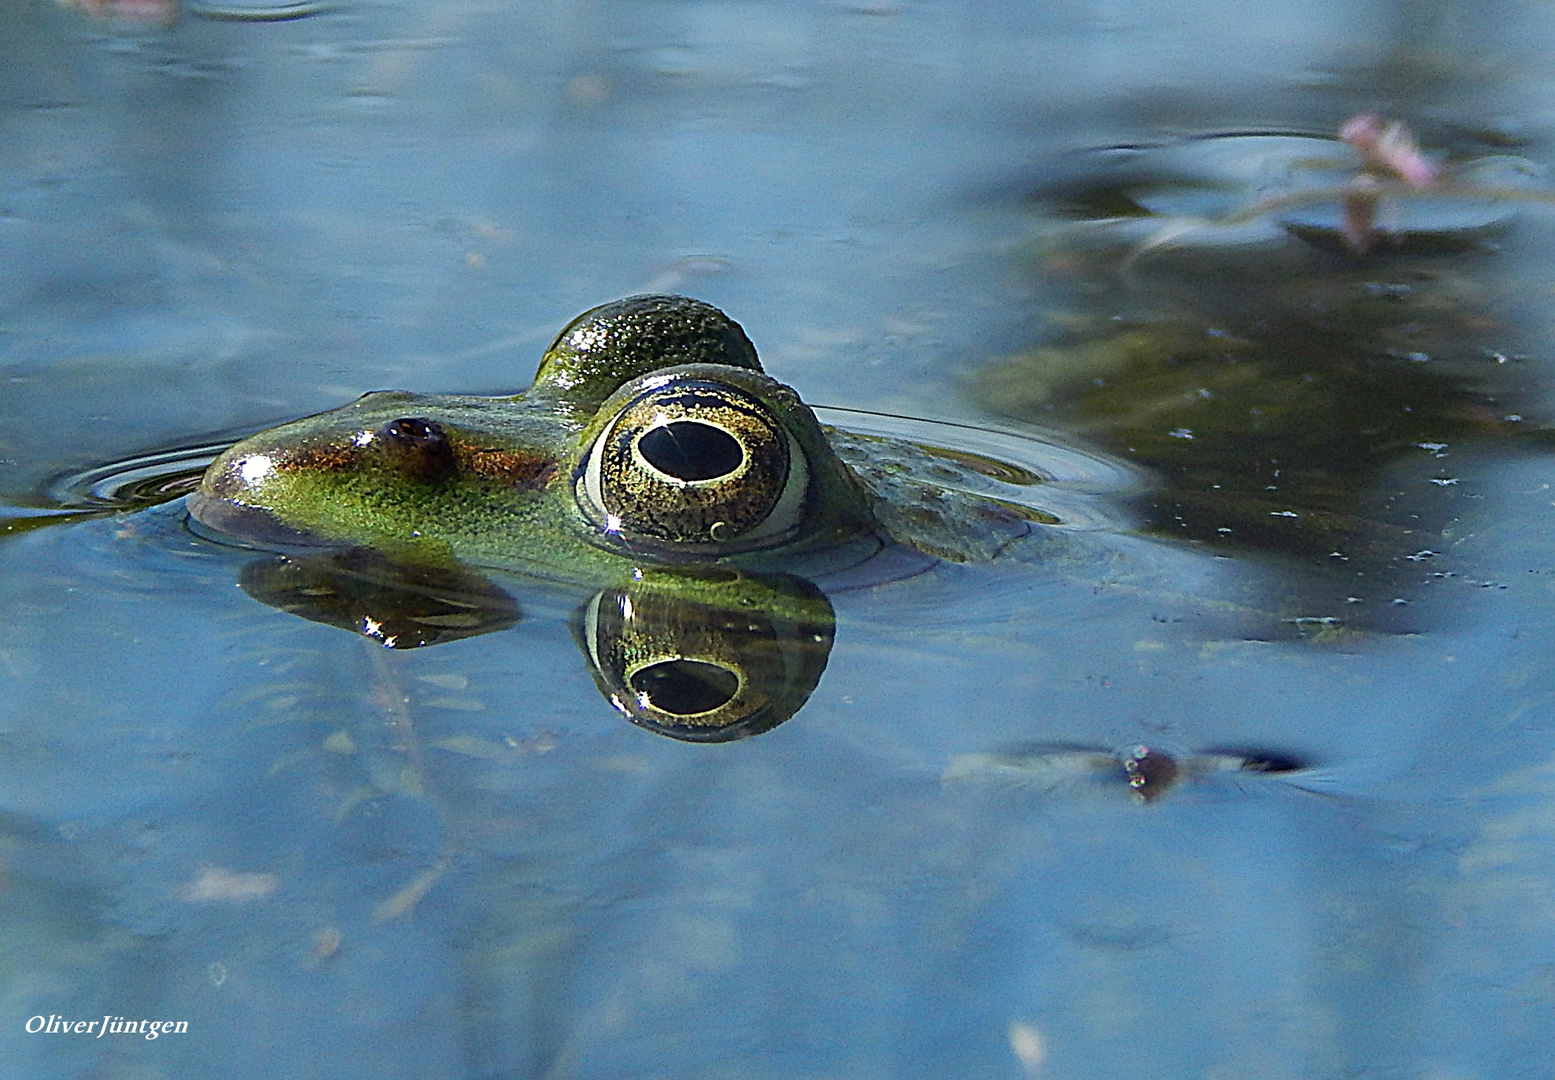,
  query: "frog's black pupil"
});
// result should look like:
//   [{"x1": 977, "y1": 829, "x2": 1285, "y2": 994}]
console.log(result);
[
  {"x1": 629, "y1": 659, "x2": 739, "y2": 716},
  {"x1": 637, "y1": 421, "x2": 743, "y2": 482}
]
